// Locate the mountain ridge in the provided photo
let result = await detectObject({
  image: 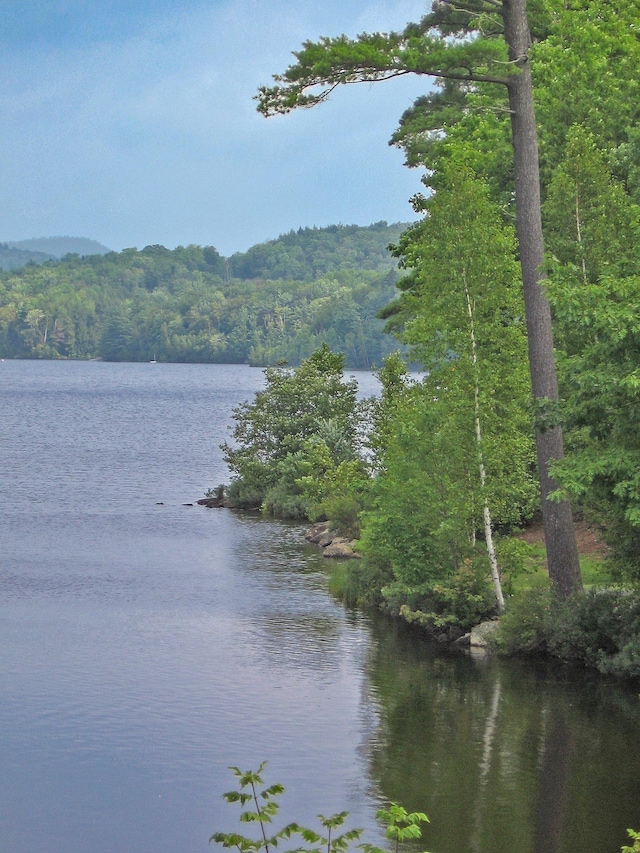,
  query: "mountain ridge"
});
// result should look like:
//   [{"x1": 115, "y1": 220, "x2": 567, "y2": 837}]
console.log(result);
[
  {"x1": 6, "y1": 236, "x2": 112, "y2": 260},
  {"x1": 1, "y1": 221, "x2": 409, "y2": 274}
]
